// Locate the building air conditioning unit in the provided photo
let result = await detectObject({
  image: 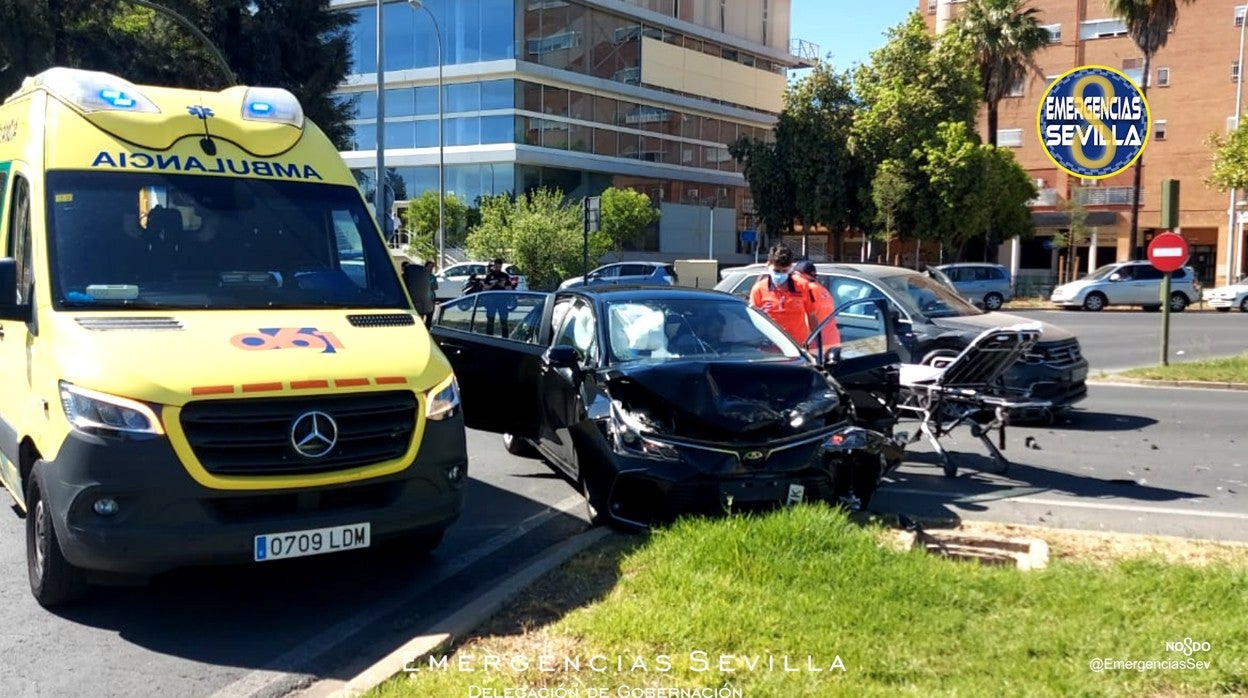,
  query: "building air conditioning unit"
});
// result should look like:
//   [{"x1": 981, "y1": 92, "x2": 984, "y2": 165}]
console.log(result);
[
  {"x1": 1080, "y1": 177, "x2": 1099, "y2": 186},
  {"x1": 1032, "y1": 178, "x2": 1046, "y2": 188}
]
